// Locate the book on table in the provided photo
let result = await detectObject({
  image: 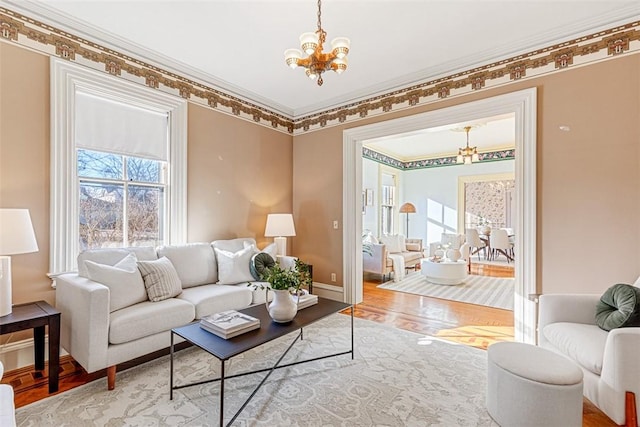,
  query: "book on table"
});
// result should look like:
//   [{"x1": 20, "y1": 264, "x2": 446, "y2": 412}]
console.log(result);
[
  {"x1": 199, "y1": 310, "x2": 260, "y2": 339},
  {"x1": 293, "y1": 293, "x2": 318, "y2": 310}
]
